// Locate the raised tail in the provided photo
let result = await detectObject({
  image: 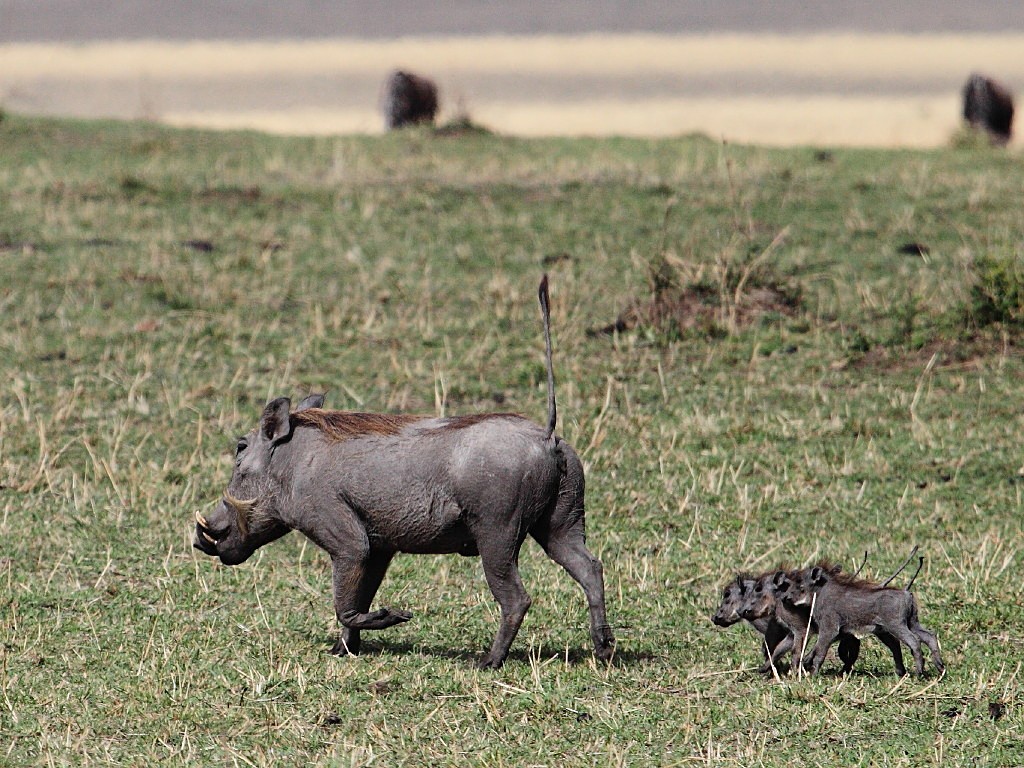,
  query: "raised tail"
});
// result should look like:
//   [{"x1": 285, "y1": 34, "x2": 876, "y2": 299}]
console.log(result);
[
  {"x1": 538, "y1": 274, "x2": 557, "y2": 443},
  {"x1": 852, "y1": 550, "x2": 868, "y2": 578},
  {"x1": 905, "y1": 556, "x2": 924, "y2": 592},
  {"x1": 880, "y1": 544, "x2": 920, "y2": 588}
]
